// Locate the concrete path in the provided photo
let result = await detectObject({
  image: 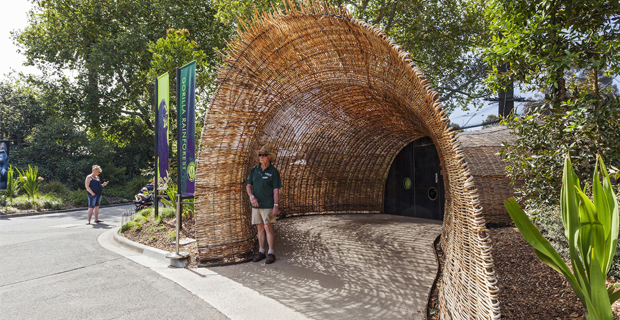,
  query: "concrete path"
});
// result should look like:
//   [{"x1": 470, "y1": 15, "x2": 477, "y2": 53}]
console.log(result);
[
  {"x1": 215, "y1": 214, "x2": 443, "y2": 320},
  {"x1": 0, "y1": 206, "x2": 226, "y2": 320},
  {"x1": 1, "y1": 207, "x2": 442, "y2": 320}
]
